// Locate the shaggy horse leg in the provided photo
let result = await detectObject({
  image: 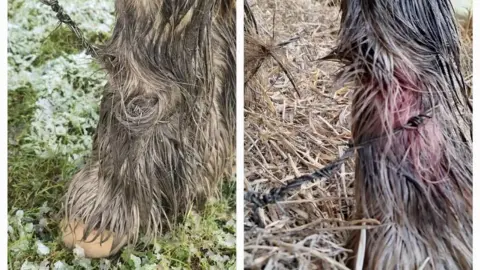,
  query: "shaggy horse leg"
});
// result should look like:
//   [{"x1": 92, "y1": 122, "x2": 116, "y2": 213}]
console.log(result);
[
  {"x1": 61, "y1": 0, "x2": 236, "y2": 258},
  {"x1": 330, "y1": 0, "x2": 472, "y2": 269}
]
